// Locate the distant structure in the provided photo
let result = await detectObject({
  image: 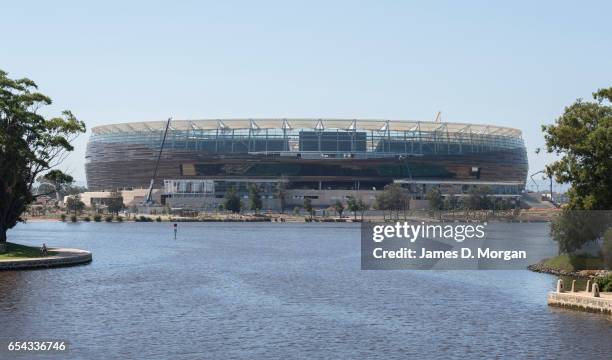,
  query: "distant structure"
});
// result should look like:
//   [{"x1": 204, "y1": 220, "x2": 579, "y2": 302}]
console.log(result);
[
  {"x1": 84, "y1": 118, "x2": 527, "y2": 210},
  {"x1": 143, "y1": 117, "x2": 172, "y2": 206}
]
